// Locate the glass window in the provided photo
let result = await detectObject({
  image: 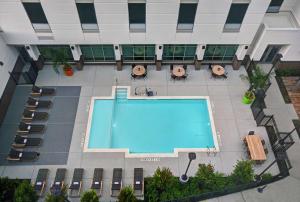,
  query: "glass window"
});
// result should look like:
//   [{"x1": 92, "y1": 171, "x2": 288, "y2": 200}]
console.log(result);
[
  {"x1": 76, "y1": 3, "x2": 98, "y2": 31},
  {"x1": 177, "y1": 3, "x2": 197, "y2": 25},
  {"x1": 122, "y1": 45, "x2": 155, "y2": 61},
  {"x1": 203, "y1": 45, "x2": 238, "y2": 61},
  {"x1": 80, "y1": 45, "x2": 115, "y2": 62},
  {"x1": 76, "y1": 3, "x2": 98, "y2": 24},
  {"x1": 162, "y1": 45, "x2": 197, "y2": 61},
  {"x1": 23, "y1": 3, "x2": 48, "y2": 24},
  {"x1": 37, "y1": 45, "x2": 73, "y2": 61},
  {"x1": 267, "y1": 0, "x2": 284, "y2": 13},
  {"x1": 224, "y1": 3, "x2": 249, "y2": 32},
  {"x1": 128, "y1": 3, "x2": 146, "y2": 31}
]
